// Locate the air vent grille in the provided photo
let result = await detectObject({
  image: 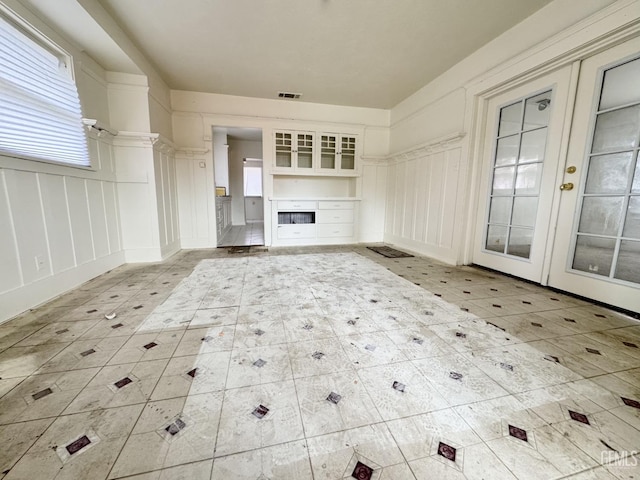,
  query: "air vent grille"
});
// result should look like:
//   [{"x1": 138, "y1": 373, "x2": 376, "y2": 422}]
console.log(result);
[{"x1": 278, "y1": 92, "x2": 302, "y2": 99}]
